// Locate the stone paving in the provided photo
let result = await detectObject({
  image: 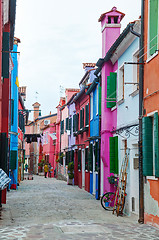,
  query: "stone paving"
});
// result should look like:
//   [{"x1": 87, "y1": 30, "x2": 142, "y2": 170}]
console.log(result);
[{"x1": 0, "y1": 175, "x2": 159, "y2": 239}]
